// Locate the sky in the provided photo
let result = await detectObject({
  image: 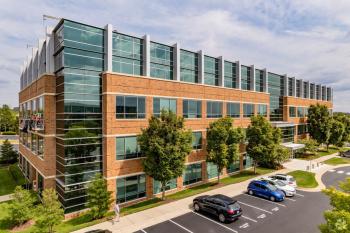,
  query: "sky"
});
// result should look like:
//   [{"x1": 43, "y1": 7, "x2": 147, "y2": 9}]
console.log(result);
[{"x1": 0, "y1": 0, "x2": 349, "y2": 112}]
